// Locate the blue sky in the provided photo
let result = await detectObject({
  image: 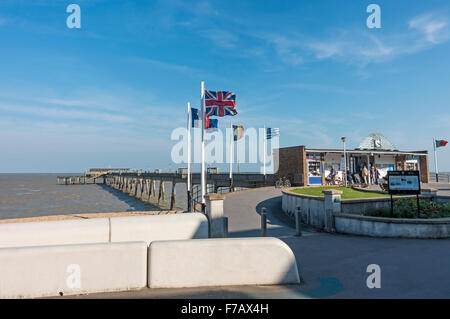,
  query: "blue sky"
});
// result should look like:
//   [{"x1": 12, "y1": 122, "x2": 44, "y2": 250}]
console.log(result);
[{"x1": 0, "y1": 0, "x2": 449, "y2": 173}]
